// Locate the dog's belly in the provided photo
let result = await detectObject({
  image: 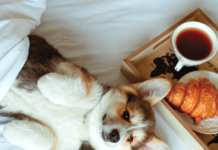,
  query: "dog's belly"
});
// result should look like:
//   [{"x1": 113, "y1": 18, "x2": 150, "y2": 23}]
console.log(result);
[{"x1": 0, "y1": 80, "x2": 90, "y2": 149}]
